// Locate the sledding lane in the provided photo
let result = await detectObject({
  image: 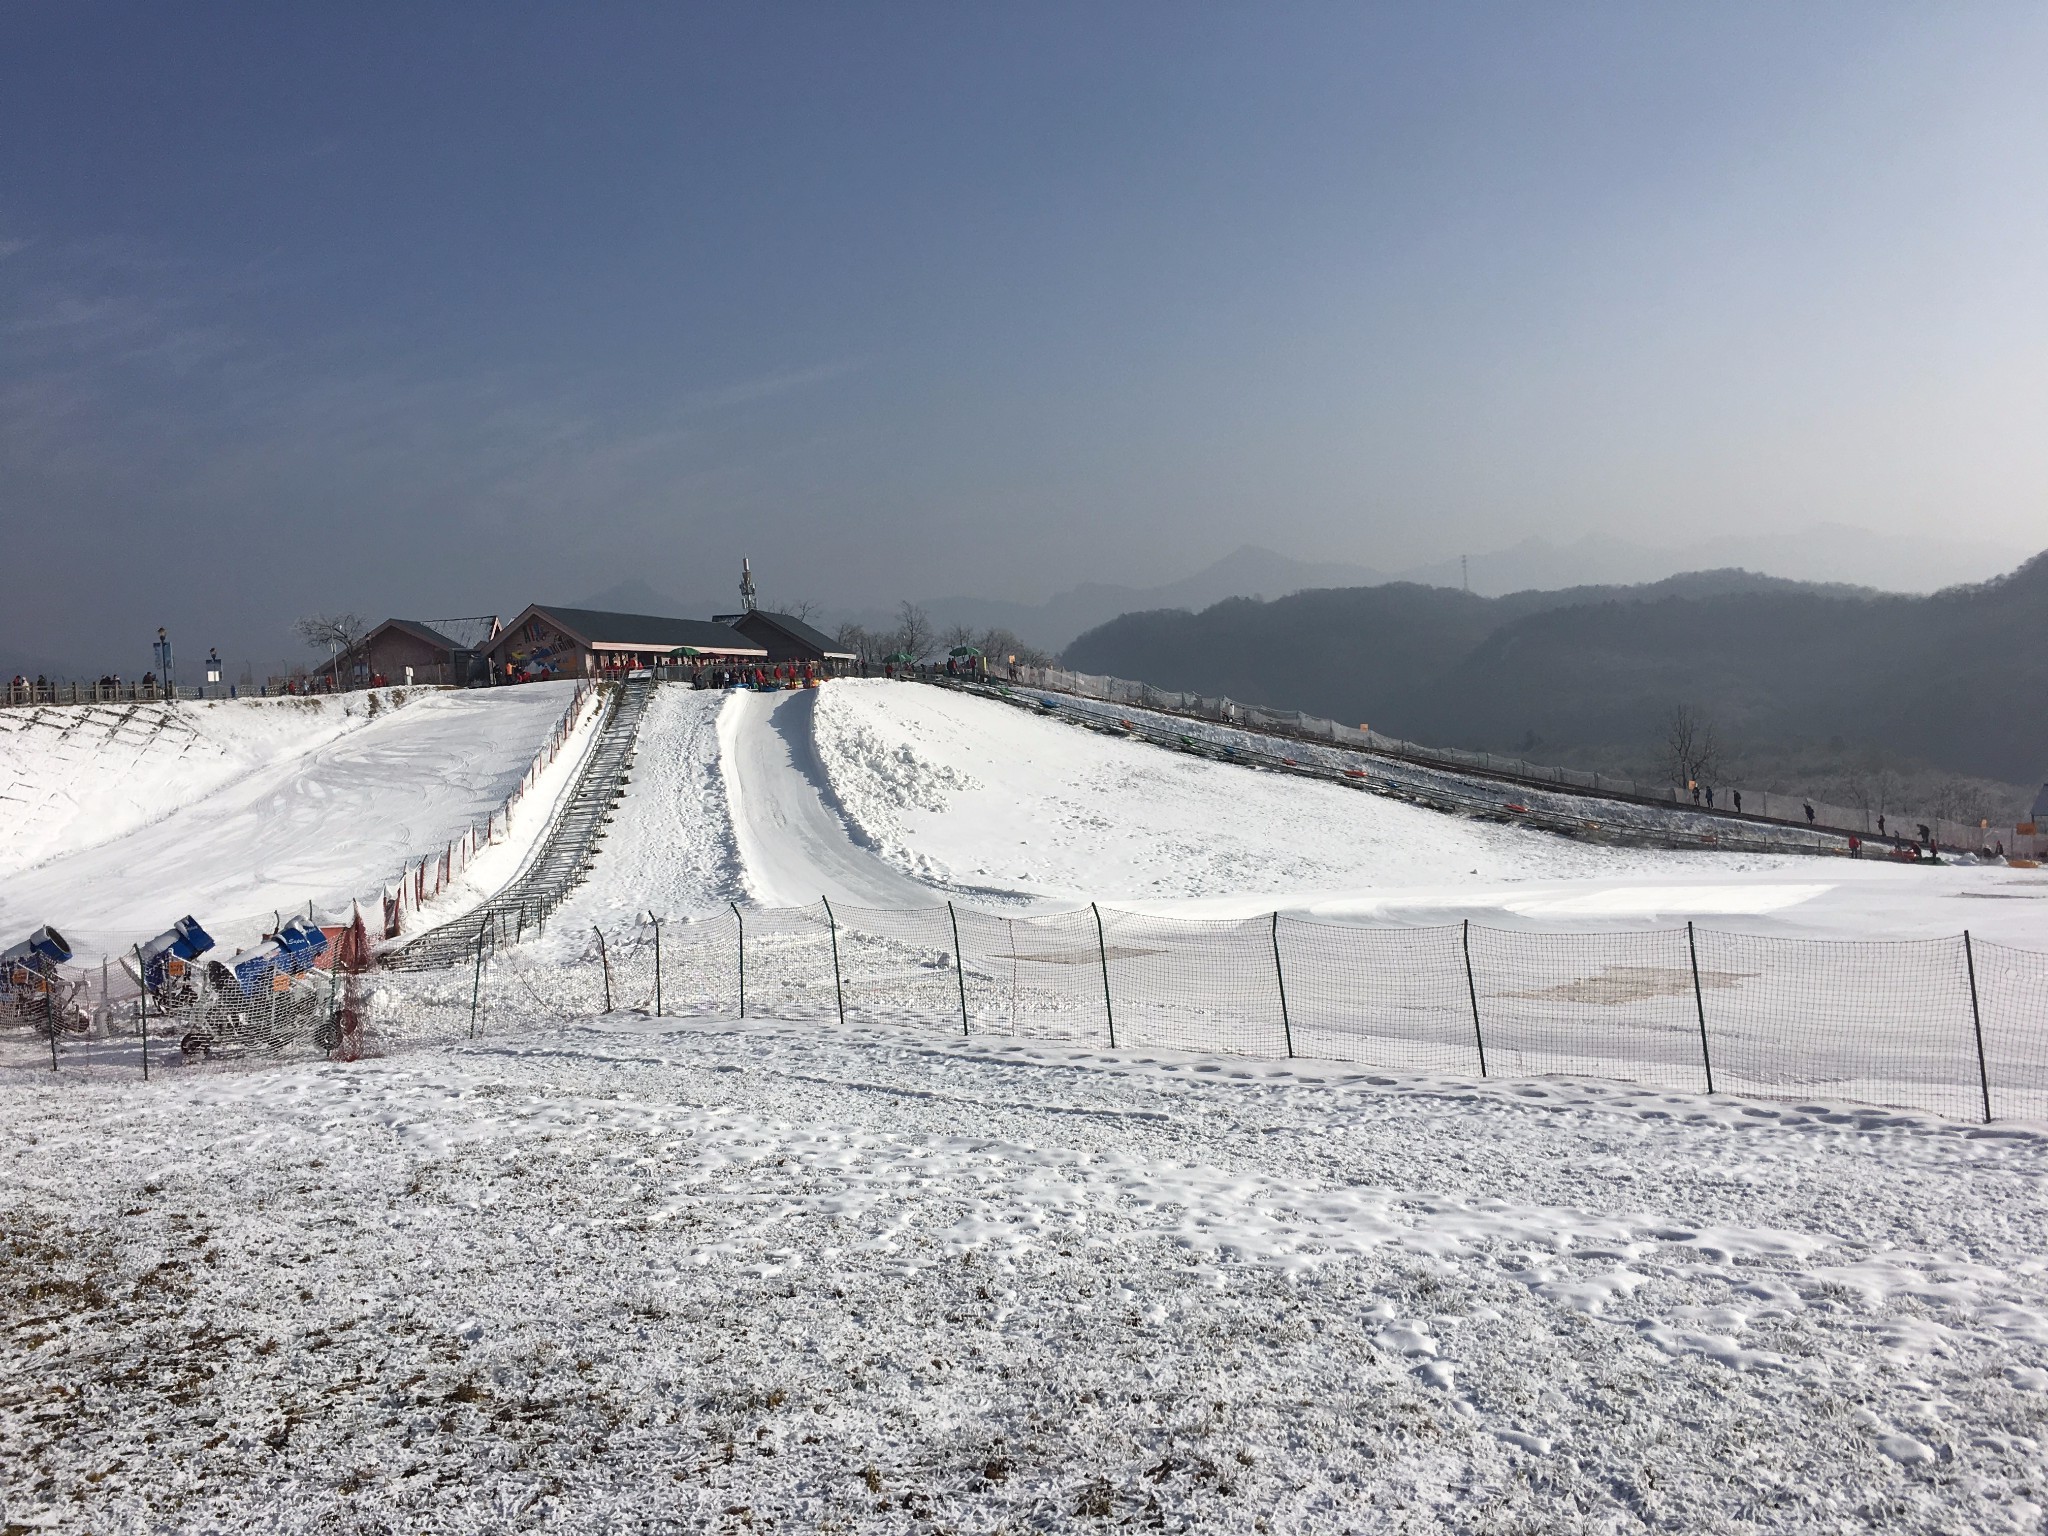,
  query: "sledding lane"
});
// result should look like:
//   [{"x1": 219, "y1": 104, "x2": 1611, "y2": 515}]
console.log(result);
[
  {"x1": 0, "y1": 684, "x2": 579, "y2": 962},
  {"x1": 718, "y1": 687, "x2": 943, "y2": 910}
]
